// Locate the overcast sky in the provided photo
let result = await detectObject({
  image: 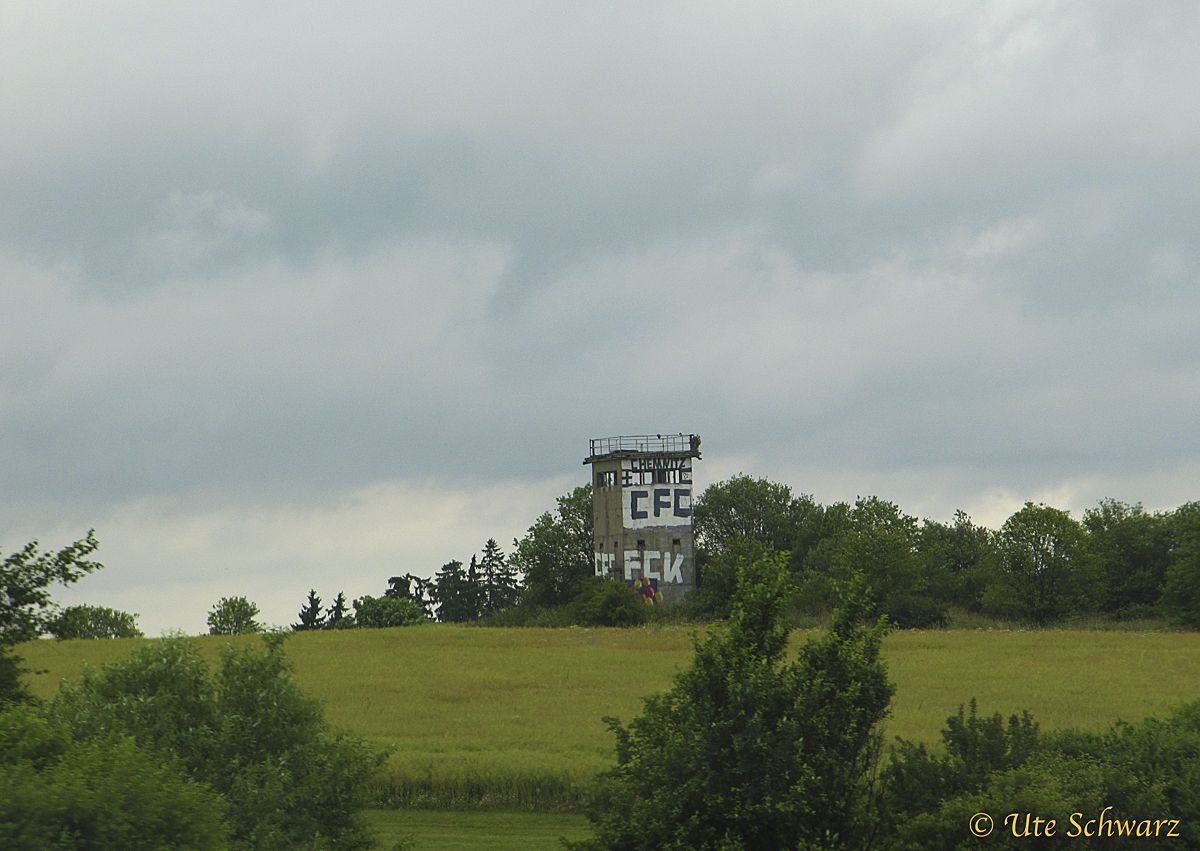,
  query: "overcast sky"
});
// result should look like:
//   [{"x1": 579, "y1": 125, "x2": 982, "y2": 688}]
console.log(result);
[{"x1": 4, "y1": 2, "x2": 1198, "y2": 635}]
